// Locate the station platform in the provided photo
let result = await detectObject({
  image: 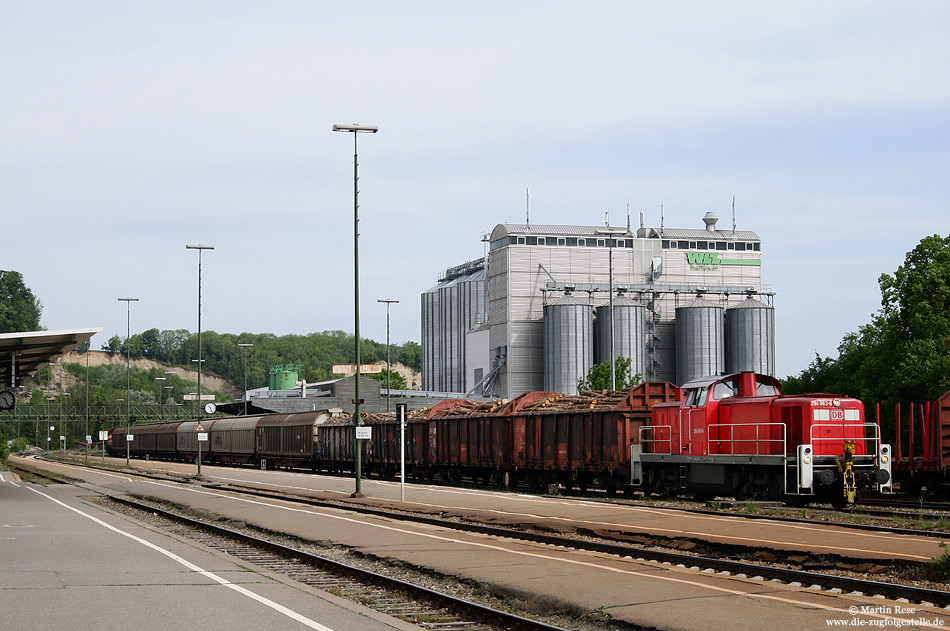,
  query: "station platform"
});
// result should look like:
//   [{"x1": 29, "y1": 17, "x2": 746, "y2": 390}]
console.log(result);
[
  {"x1": 0, "y1": 470, "x2": 418, "y2": 631},
  {"x1": 11, "y1": 457, "x2": 950, "y2": 631}
]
